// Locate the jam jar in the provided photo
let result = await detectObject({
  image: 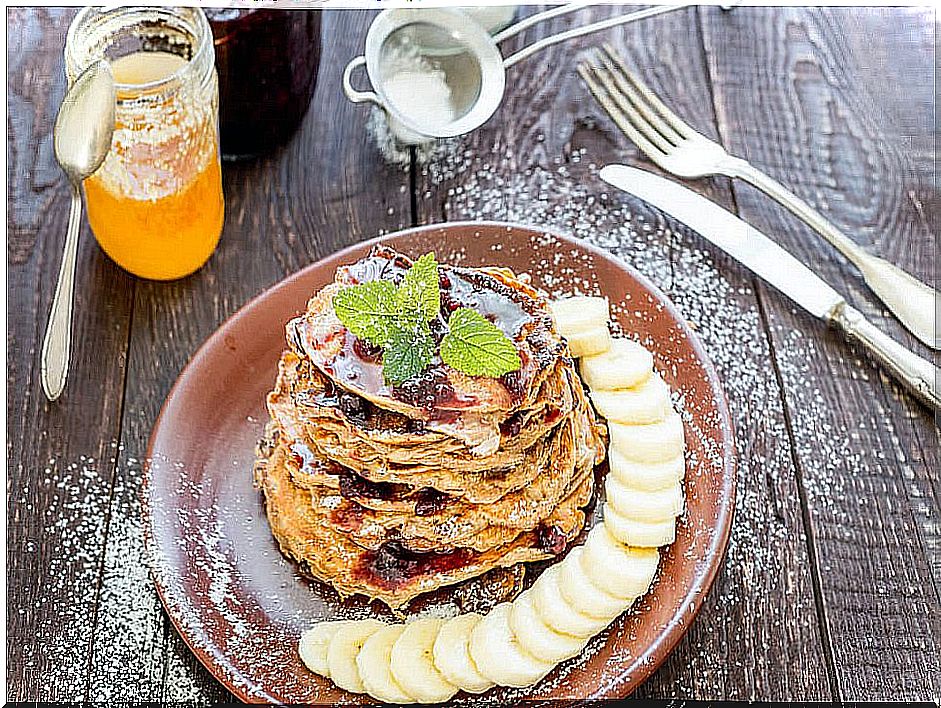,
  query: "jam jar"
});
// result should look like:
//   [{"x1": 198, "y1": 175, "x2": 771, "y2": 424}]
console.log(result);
[{"x1": 206, "y1": 9, "x2": 322, "y2": 159}]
